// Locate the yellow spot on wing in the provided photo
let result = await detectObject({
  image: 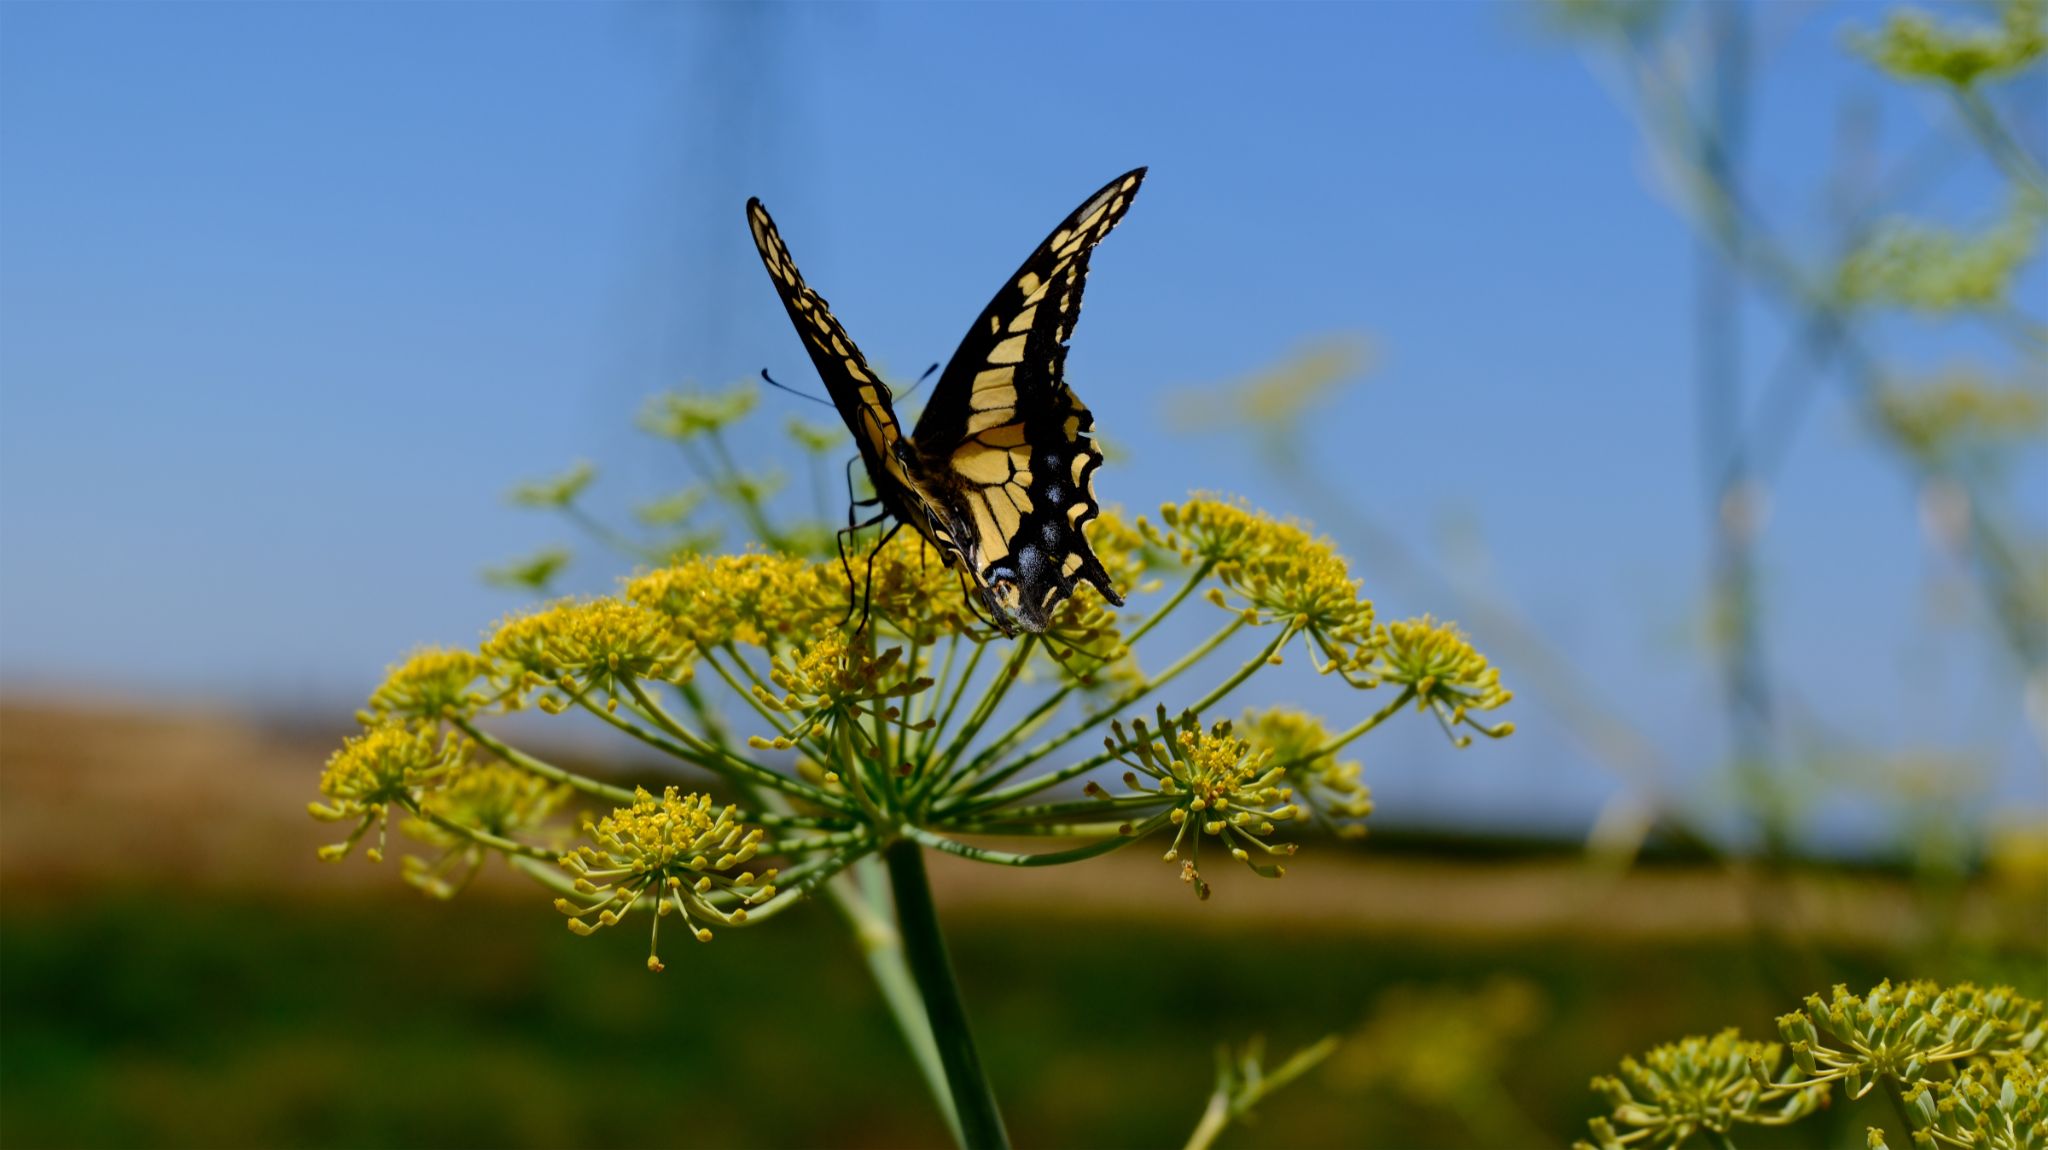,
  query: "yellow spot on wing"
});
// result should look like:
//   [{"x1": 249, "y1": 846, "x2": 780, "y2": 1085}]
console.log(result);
[
  {"x1": 952, "y1": 445, "x2": 1014, "y2": 485},
  {"x1": 966, "y1": 408, "x2": 1012, "y2": 435},
  {"x1": 972, "y1": 366, "x2": 1015, "y2": 395},
  {"x1": 1061, "y1": 553, "x2": 1084, "y2": 577},
  {"x1": 988, "y1": 334, "x2": 1027, "y2": 365},
  {"x1": 1070, "y1": 454, "x2": 1090, "y2": 485},
  {"x1": 968, "y1": 497, "x2": 1007, "y2": 564},
  {"x1": 1007, "y1": 305, "x2": 1038, "y2": 333}
]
